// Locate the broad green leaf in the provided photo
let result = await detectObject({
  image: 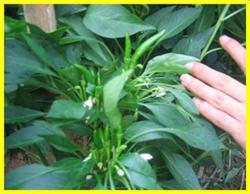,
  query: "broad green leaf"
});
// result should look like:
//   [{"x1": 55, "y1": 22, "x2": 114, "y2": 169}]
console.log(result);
[
  {"x1": 19, "y1": 171, "x2": 69, "y2": 189},
  {"x1": 41, "y1": 134, "x2": 79, "y2": 153},
  {"x1": 63, "y1": 43, "x2": 82, "y2": 65},
  {"x1": 120, "y1": 152, "x2": 160, "y2": 189},
  {"x1": 52, "y1": 157, "x2": 84, "y2": 171},
  {"x1": 162, "y1": 121, "x2": 225, "y2": 151},
  {"x1": 173, "y1": 27, "x2": 214, "y2": 58},
  {"x1": 83, "y1": 5, "x2": 155, "y2": 38},
  {"x1": 5, "y1": 39, "x2": 54, "y2": 92},
  {"x1": 161, "y1": 150, "x2": 201, "y2": 189},
  {"x1": 52, "y1": 157, "x2": 95, "y2": 189},
  {"x1": 27, "y1": 24, "x2": 71, "y2": 68},
  {"x1": 143, "y1": 104, "x2": 224, "y2": 150},
  {"x1": 5, "y1": 164, "x2": 69, "y2": 189},
  {"x1": 47, "y1": 100, "x2": 86, "y2": 120},
  {"x1": 55, "y1": 4, "x2": 86, "y2": 18},
  {"x1": 143, "y1": 53, "x2": 199, "y2": 75},
  {"x1": 224, "y1": 5, "x2": 245, "y2": 39},
  {"x1": 125, "y1": 120, "x2": 172, "y2": 143},
  {"x1": 144, "y1": 64, "x2": 189, "y2": 75},
  {"x1": 48, "y1": 27, "x2": 69, "y2": 41},
  {"x1": 58, "y1": 65, "x2": 81, "y2": 85},
  {"x1": 159, "y1": 179, "x2": 185, "y2": 189},
  {"x1": 5, "y1": 16, "x2": 26, "y2": 35},
  {"x1": 5, "y1": 105, "x2": 45, "y2": 124},
  {"x1": 60, "y1": 15, "x2": 112, "y2": 65},
  {"x1": 5, "y1": 158, "x2": 94, "y2": 189},
  {"x1": 158, "y1": 7, "x2": 202, "y2": 39},
  {"x1": 103, "y1": 70, "x2": 132, "y2": 129},
  {"x1": 167, "y1": 88, "x2": 199, "y2": 115},
  {"x1": 5, "y1": 164, "x2": 54, "y2": 189},
  {"x1": 24, "y1": 78, "x2": 71, "y2": 99},
  {"x1": 225, "y1": 18, "x2": 246, "y2": 40},
  {"x1": 224, "y1": 168, "x2": 241, "y2": 183},
  {"x1": 161, "y1": 32, "x2": 183, "y2": 50},
  {"x1": 5, "y1": 121, "x2": 64, "y2": 149},
  {"x1": 145, "y1": 6, "x2": 175, "y2": 28},
  {"x1": 144, "y1": 103, "x2": 190, "y2": 128},
  {"x1": 61, "y1": 122, "x2": 93, "y2": 136},
  {"x1": 22, "y1": 33, "x2": 54, "y2": 67},
  {"x1": 193, "y1": 6, "x2": 216, "y2": 33},
  {"x1": 210, "y1": 150, "x2": 224, "y2": 171}
]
